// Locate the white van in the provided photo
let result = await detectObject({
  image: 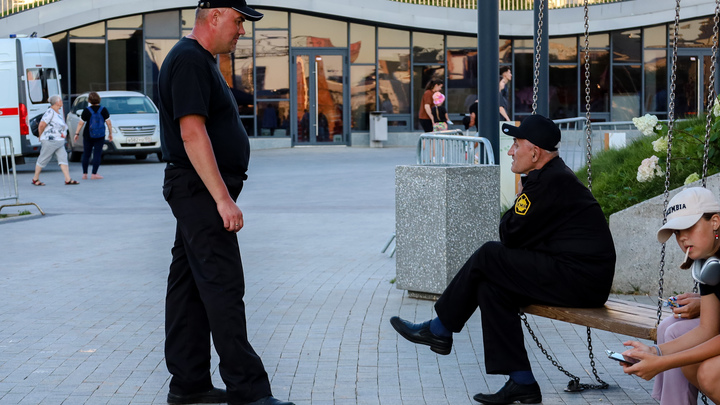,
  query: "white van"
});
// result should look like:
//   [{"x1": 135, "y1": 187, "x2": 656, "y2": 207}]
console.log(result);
[{"x1": 0, "y1": 35, "x2": 61, "y2": 165}]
